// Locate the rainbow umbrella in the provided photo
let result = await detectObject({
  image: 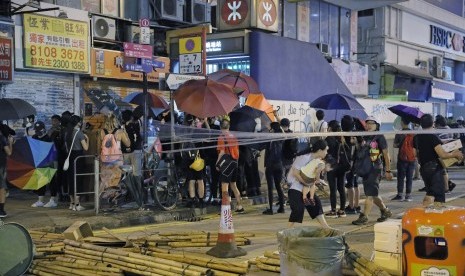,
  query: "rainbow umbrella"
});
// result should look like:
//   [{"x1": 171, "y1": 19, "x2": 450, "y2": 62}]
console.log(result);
[{"x1": 7, "y1": 137, "x2": 57, "y2": 190}]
